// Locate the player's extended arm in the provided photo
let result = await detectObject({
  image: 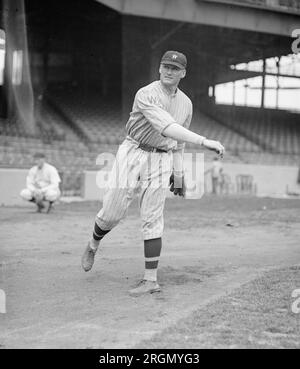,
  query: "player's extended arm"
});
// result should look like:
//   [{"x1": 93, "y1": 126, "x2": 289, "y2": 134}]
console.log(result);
[
  {"x1": 136, "y1": 89, "x2": 225, "y2": 156},
  {"x1": 162, "y1": 123, "x2": 225, "y2": 157}
]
